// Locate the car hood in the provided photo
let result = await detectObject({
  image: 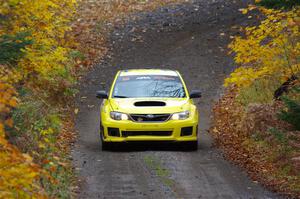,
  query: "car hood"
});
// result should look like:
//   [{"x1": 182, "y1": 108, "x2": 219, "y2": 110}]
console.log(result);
[{"x1": 109, "y1": 98, "x2": 190, "y2": 114}]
